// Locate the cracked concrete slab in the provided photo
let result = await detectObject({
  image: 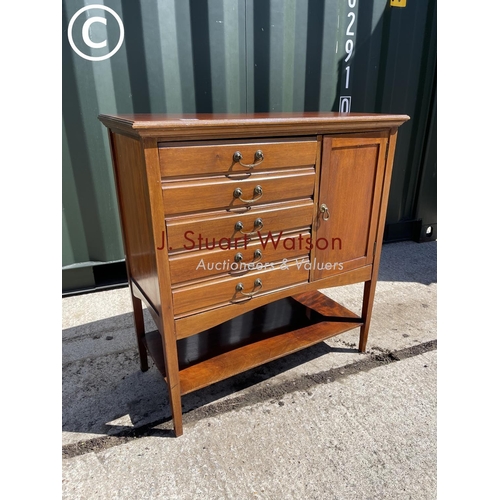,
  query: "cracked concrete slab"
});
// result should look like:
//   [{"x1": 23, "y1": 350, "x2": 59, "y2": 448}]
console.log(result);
[
  {"x1": 62, "y1": 240, "x2": 436, "y2": 499},
  {"x1": 63, "y1": 351, "x2": 436, "y2": 499}
]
